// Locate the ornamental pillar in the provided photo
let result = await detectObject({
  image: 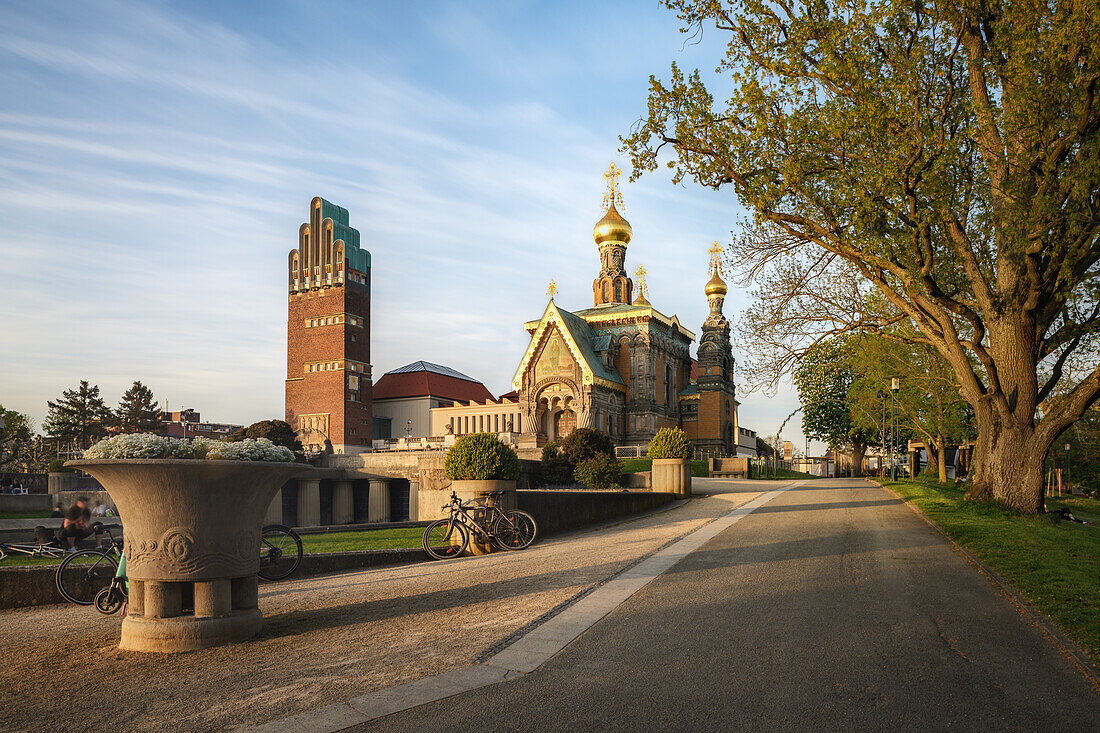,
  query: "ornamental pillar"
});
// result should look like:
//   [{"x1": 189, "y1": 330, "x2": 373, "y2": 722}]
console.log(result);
[
  {"x1": 368, "y1": 479, "x2": 390, "y2": 522},
  {"x1": 333, "y1": 480, "x2": 355, "y2": 524},
  {"x1": 297, "y1": 478, "x2": 321, "y2": 527}
]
